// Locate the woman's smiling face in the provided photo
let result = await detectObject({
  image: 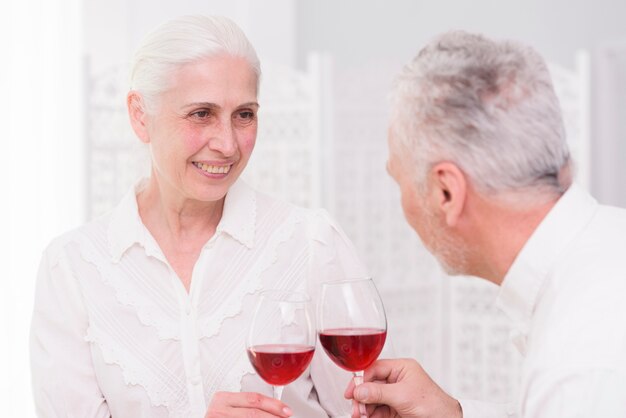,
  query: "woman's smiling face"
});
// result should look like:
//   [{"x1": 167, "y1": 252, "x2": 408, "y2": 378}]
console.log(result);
[{"x1": 139, "y1": 53, "x2": 259, "y2": 203}]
